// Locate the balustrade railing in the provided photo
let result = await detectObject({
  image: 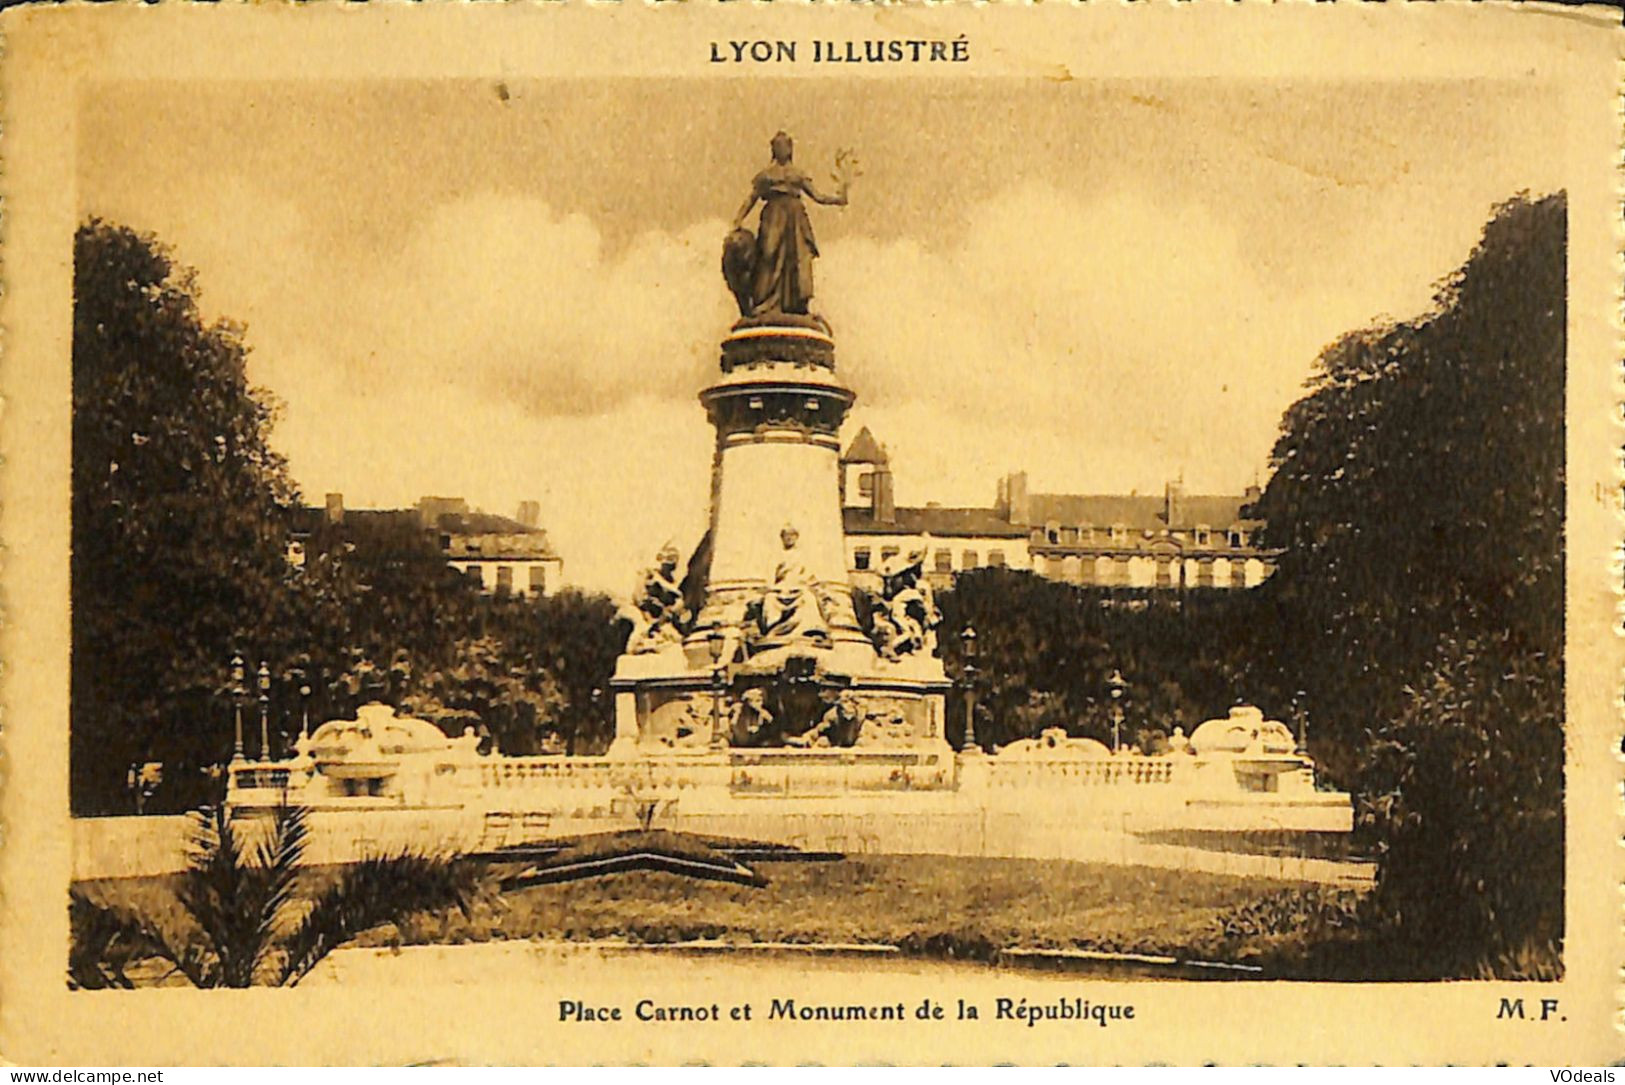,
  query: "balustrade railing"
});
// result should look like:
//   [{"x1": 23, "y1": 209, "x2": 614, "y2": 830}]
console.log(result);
[
  {"x1": 232, "y1": 767, "x2": 292, "y2": 791},
  {"x1": 478, "y1": 758, "x2": 620, "y2": 789},
  {"x1": 985, "y1": 757, "x2": 1177, "y2": 787}
]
